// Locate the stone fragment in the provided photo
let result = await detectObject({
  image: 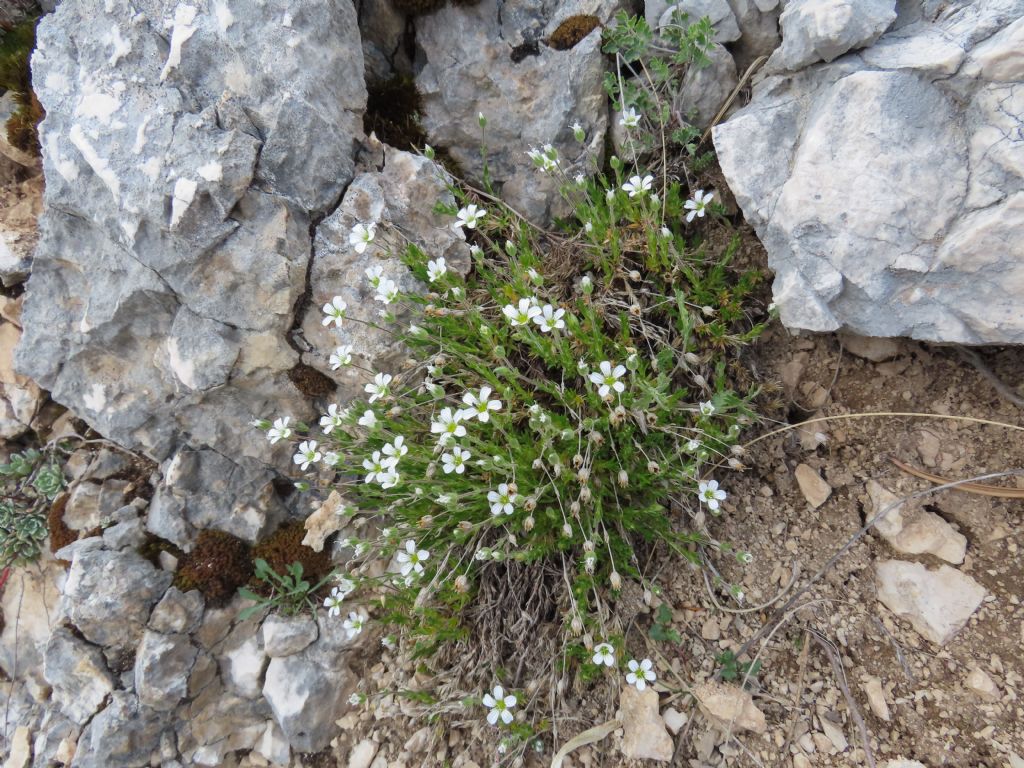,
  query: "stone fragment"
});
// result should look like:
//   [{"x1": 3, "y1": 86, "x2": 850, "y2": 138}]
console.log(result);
[
  {"x1": 794, "y1": 463, "x2": 832, "y2": 508},
  {"x1": 862, "y1": 676, "x2": 890, "y2": 721},
  {"x1": 302, "y1": 490, "x2": 347, "y2": 553},
  {"x1": 659, "y1": 0, "x2": 741, "y2": 42},
  {"x1": 767, "y1": 0, "x2": 897, "y2": 71},
  {"x1": 148, "y1": 587, "x2": 205, "y2": 635},
  {"x1": 4, "y1": 725, "x2": 31, "y2": 768},
  {"x1": 875, "y1": 560, "x2": 986, "y2": 645},
  {"x1": 867, "y1": 480, "x2": 967, "y2": 564},
  {"x1": 692, "y1": 681, "x2": 767, "y2": 733},
  {"x1": 135, "y1": 630, "x2": 198, "y2": 711},
  {"x1": 674, "y1": 43, "x2": 738, "y2": 129},
  {"x1": 178, "y1": 678, "x2": 269, "y2": 767},
  {"x1": 71, "y1": 692, "x2": 166, "y2": 768},
  {"x1": 965, "y1": 666, "x2": 1000, "y2": 702},
  {"x1": 43, "y1": 628, "x2": 115, "y2": 726},
  {"x1": 620, "y1": 685, "x2": 673, "y2": 761},
  {"x1": 347, "y1": 740, "x2": 379, "y2": 768},
  {"x1": 839, "y1": 333, "x2": 901, "y2": 362},
  {"x1": 662, "y1": 706, "x2": 687, "y2": 735},
  {"x1": 0, "y1": 320, "x2": 42, "y2": 439},
  {"x1": 263, "y1": 614, "x2": 319, "y2": 658}
]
